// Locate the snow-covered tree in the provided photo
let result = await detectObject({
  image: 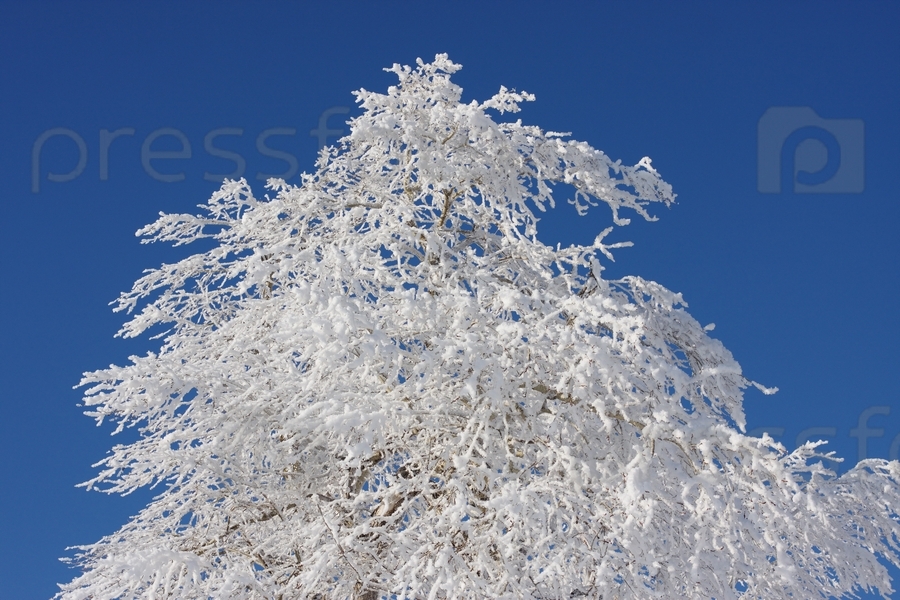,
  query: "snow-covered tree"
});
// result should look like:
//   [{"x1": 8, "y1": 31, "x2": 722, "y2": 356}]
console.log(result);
[{"x1": 59, "y1": 55, "x2": 900, "y2": 599}]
